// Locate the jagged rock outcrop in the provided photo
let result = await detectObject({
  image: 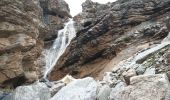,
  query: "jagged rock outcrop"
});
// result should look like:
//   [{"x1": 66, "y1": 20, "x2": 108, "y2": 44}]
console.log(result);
[
  {"x1": 0, "y1": 0, "x2": 47, "y2": 88},
  {"x1": 40, "y1": 0, "x2": 71, "y2": 47},
  {"x1": 50, "y1": 0, "x2": 170, "y2": 80}
]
